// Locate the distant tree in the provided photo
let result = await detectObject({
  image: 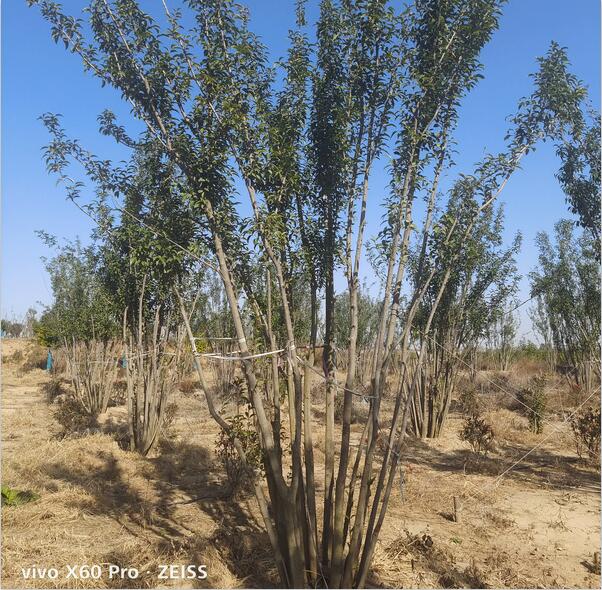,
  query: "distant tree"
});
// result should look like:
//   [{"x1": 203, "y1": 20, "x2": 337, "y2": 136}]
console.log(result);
[
  {"x1": 35, "y1": 235, "x2": 118, "y2": 344},
  {"x1": 409, "y1": 200, "x2": 521, "y2": 438},
  {"x1": 0, "y1": 319, "x2": 23, "y2": 338},
  {"x1": 528, "y1": 295, "x2": 557, "y2": 371},
  {"x1": 487, "y1": 309, "x2": 519, "y2": 371},
  {"x1": 530, "y1": 220, "x2": 600, "y2": 391},
  {"x1": 334, "y1": 285, "x2": 380, "y2": 353}
]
